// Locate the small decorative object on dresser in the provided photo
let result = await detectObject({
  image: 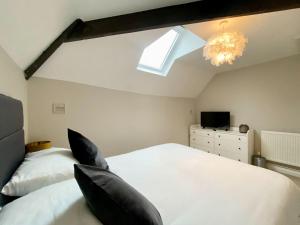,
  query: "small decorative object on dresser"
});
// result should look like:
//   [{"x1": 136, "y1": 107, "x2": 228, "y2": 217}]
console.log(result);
[
  {"x1": 239, "y1": 124, "x2": 250, "y2": 133},
  {"x1": 25, "y1": 141, "x2": 52, "y2": 153},
  {"x1": 190, "y1": 125, "x2": 254, "y2": 164}
]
